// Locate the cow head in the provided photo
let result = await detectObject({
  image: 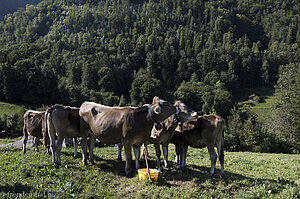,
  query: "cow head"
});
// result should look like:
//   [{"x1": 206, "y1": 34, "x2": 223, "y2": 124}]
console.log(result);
[
  {"x1": 173, "y1": 101, "x2": 197, "y2": 123},
  {"x1": 176, "y1": 116, "x2": 211, "y2": 132},
  {"x1": 149, "y1": 96, "x2": 177, "y2": 125}
]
